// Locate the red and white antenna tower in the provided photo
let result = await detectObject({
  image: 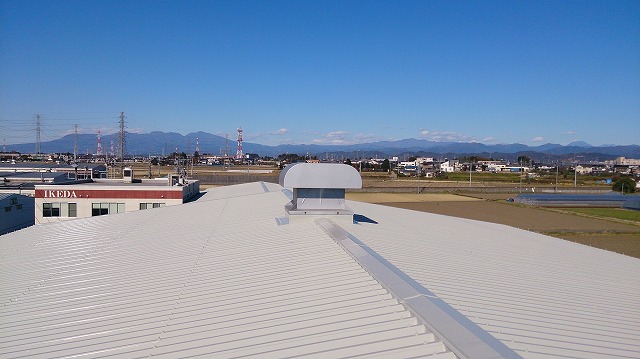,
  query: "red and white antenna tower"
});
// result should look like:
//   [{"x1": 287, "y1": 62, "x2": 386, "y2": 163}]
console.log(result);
[
  {"x1": 235, "y1": 127, "x2": 243, "y2": 159},
  {"x1": 96, "y1": 130, "x2": 103, "y2": 156},
  {"x1": 195, "y1": 137, "x2": 200, "y2": 154}
]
